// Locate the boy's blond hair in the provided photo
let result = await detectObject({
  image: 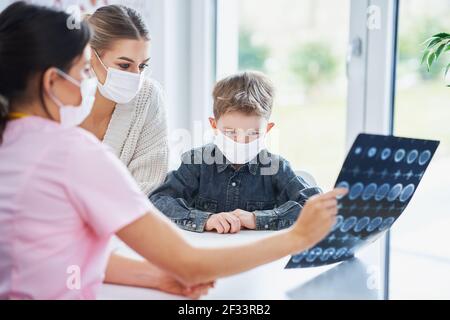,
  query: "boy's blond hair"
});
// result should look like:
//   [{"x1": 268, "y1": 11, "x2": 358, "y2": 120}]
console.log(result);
[{"x1": 213, "y1": 71, "x2": 275, "y2": 120}]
